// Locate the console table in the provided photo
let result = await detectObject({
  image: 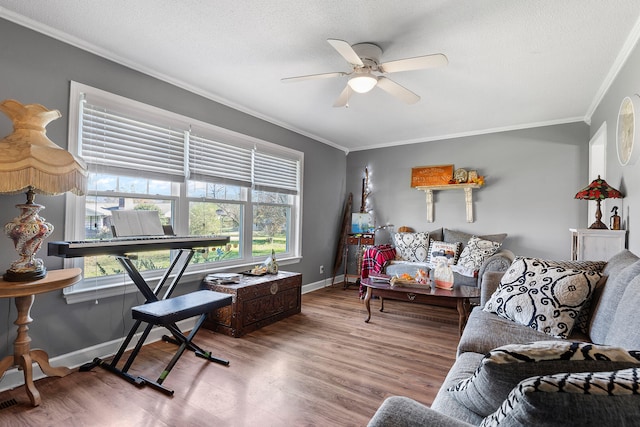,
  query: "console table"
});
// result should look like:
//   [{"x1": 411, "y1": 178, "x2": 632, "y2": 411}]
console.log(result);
[{"x1": 0, "y1": 268, "x2": 82, "y2": 406}]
